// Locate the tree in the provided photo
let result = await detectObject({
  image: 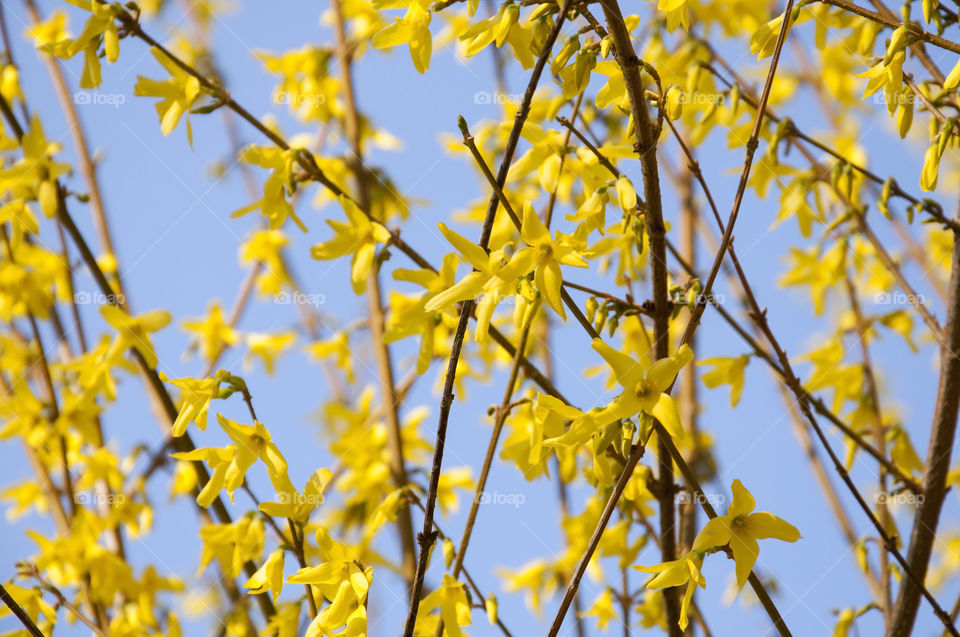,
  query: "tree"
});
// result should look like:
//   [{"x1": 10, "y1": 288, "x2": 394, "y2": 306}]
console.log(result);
[{"x1": 0, "y1": 0, "x2": 959, "y2": 635}]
